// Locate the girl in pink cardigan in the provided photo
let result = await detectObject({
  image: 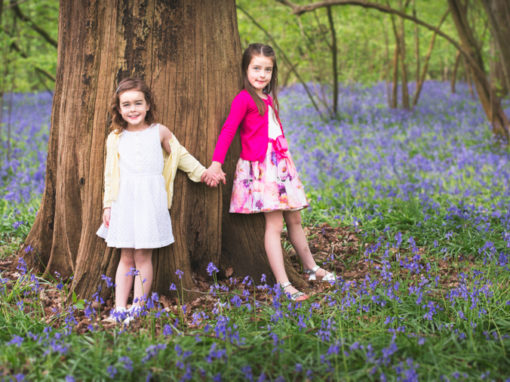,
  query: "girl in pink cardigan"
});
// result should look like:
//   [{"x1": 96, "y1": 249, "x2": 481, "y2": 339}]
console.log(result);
[{"x1": 207, "y1": 44, "x2": 334, "y2": 301}]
